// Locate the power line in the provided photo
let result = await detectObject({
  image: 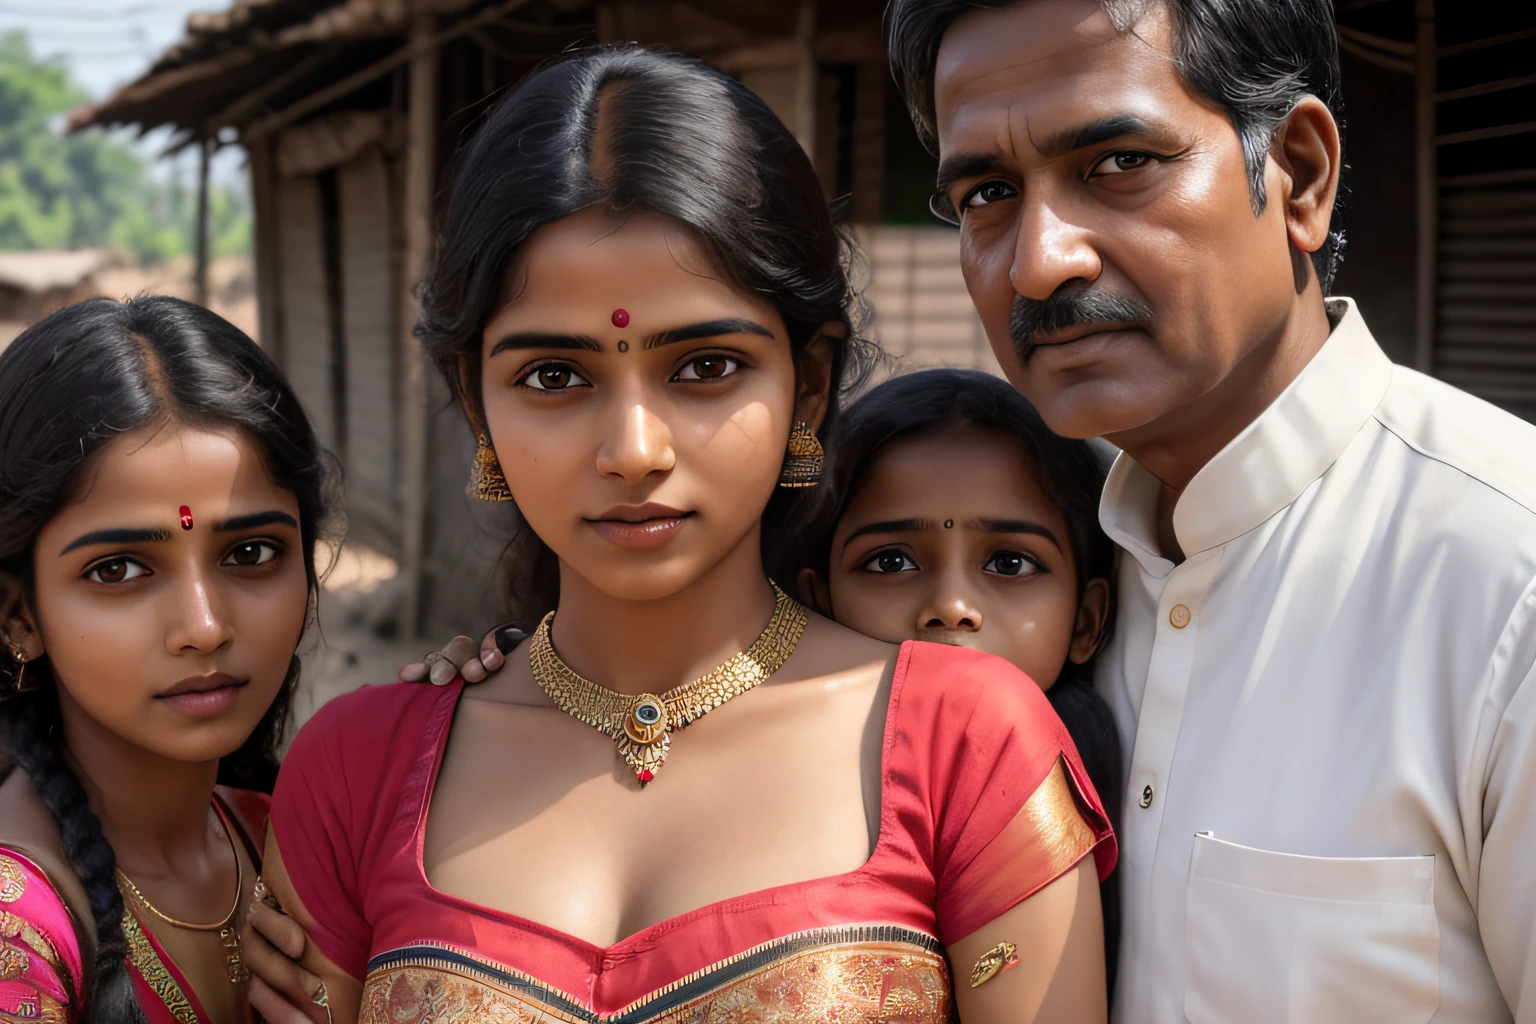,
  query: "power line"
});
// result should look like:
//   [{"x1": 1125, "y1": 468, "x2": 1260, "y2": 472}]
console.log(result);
[{"x1": 0, "y1": 2, "x2": 184, "y2": 18}]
